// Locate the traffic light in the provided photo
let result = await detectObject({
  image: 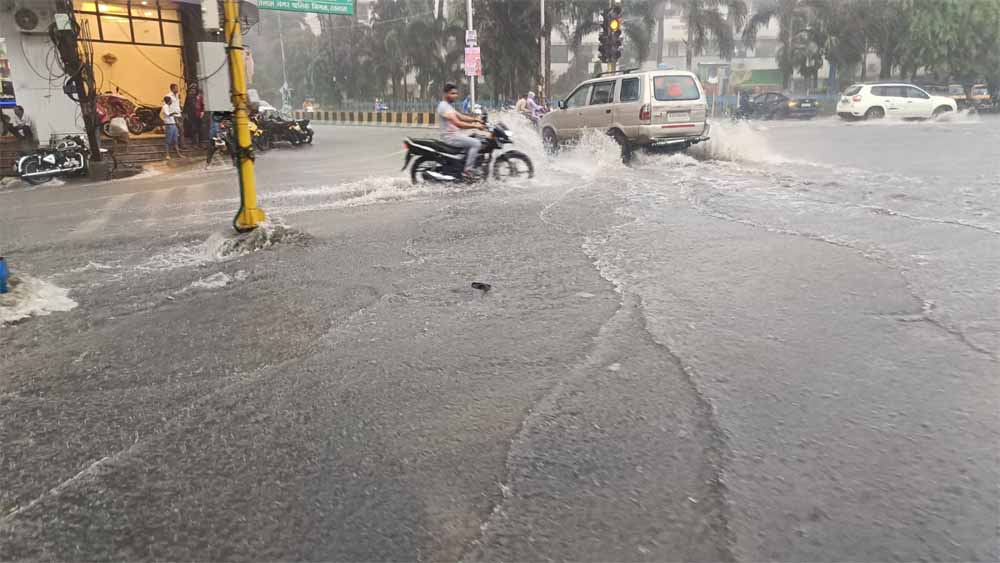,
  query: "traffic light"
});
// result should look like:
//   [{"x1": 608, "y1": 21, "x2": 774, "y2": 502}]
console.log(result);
[{"x1": 598, "y1": 6, "x2": 624, "y2": 64}]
